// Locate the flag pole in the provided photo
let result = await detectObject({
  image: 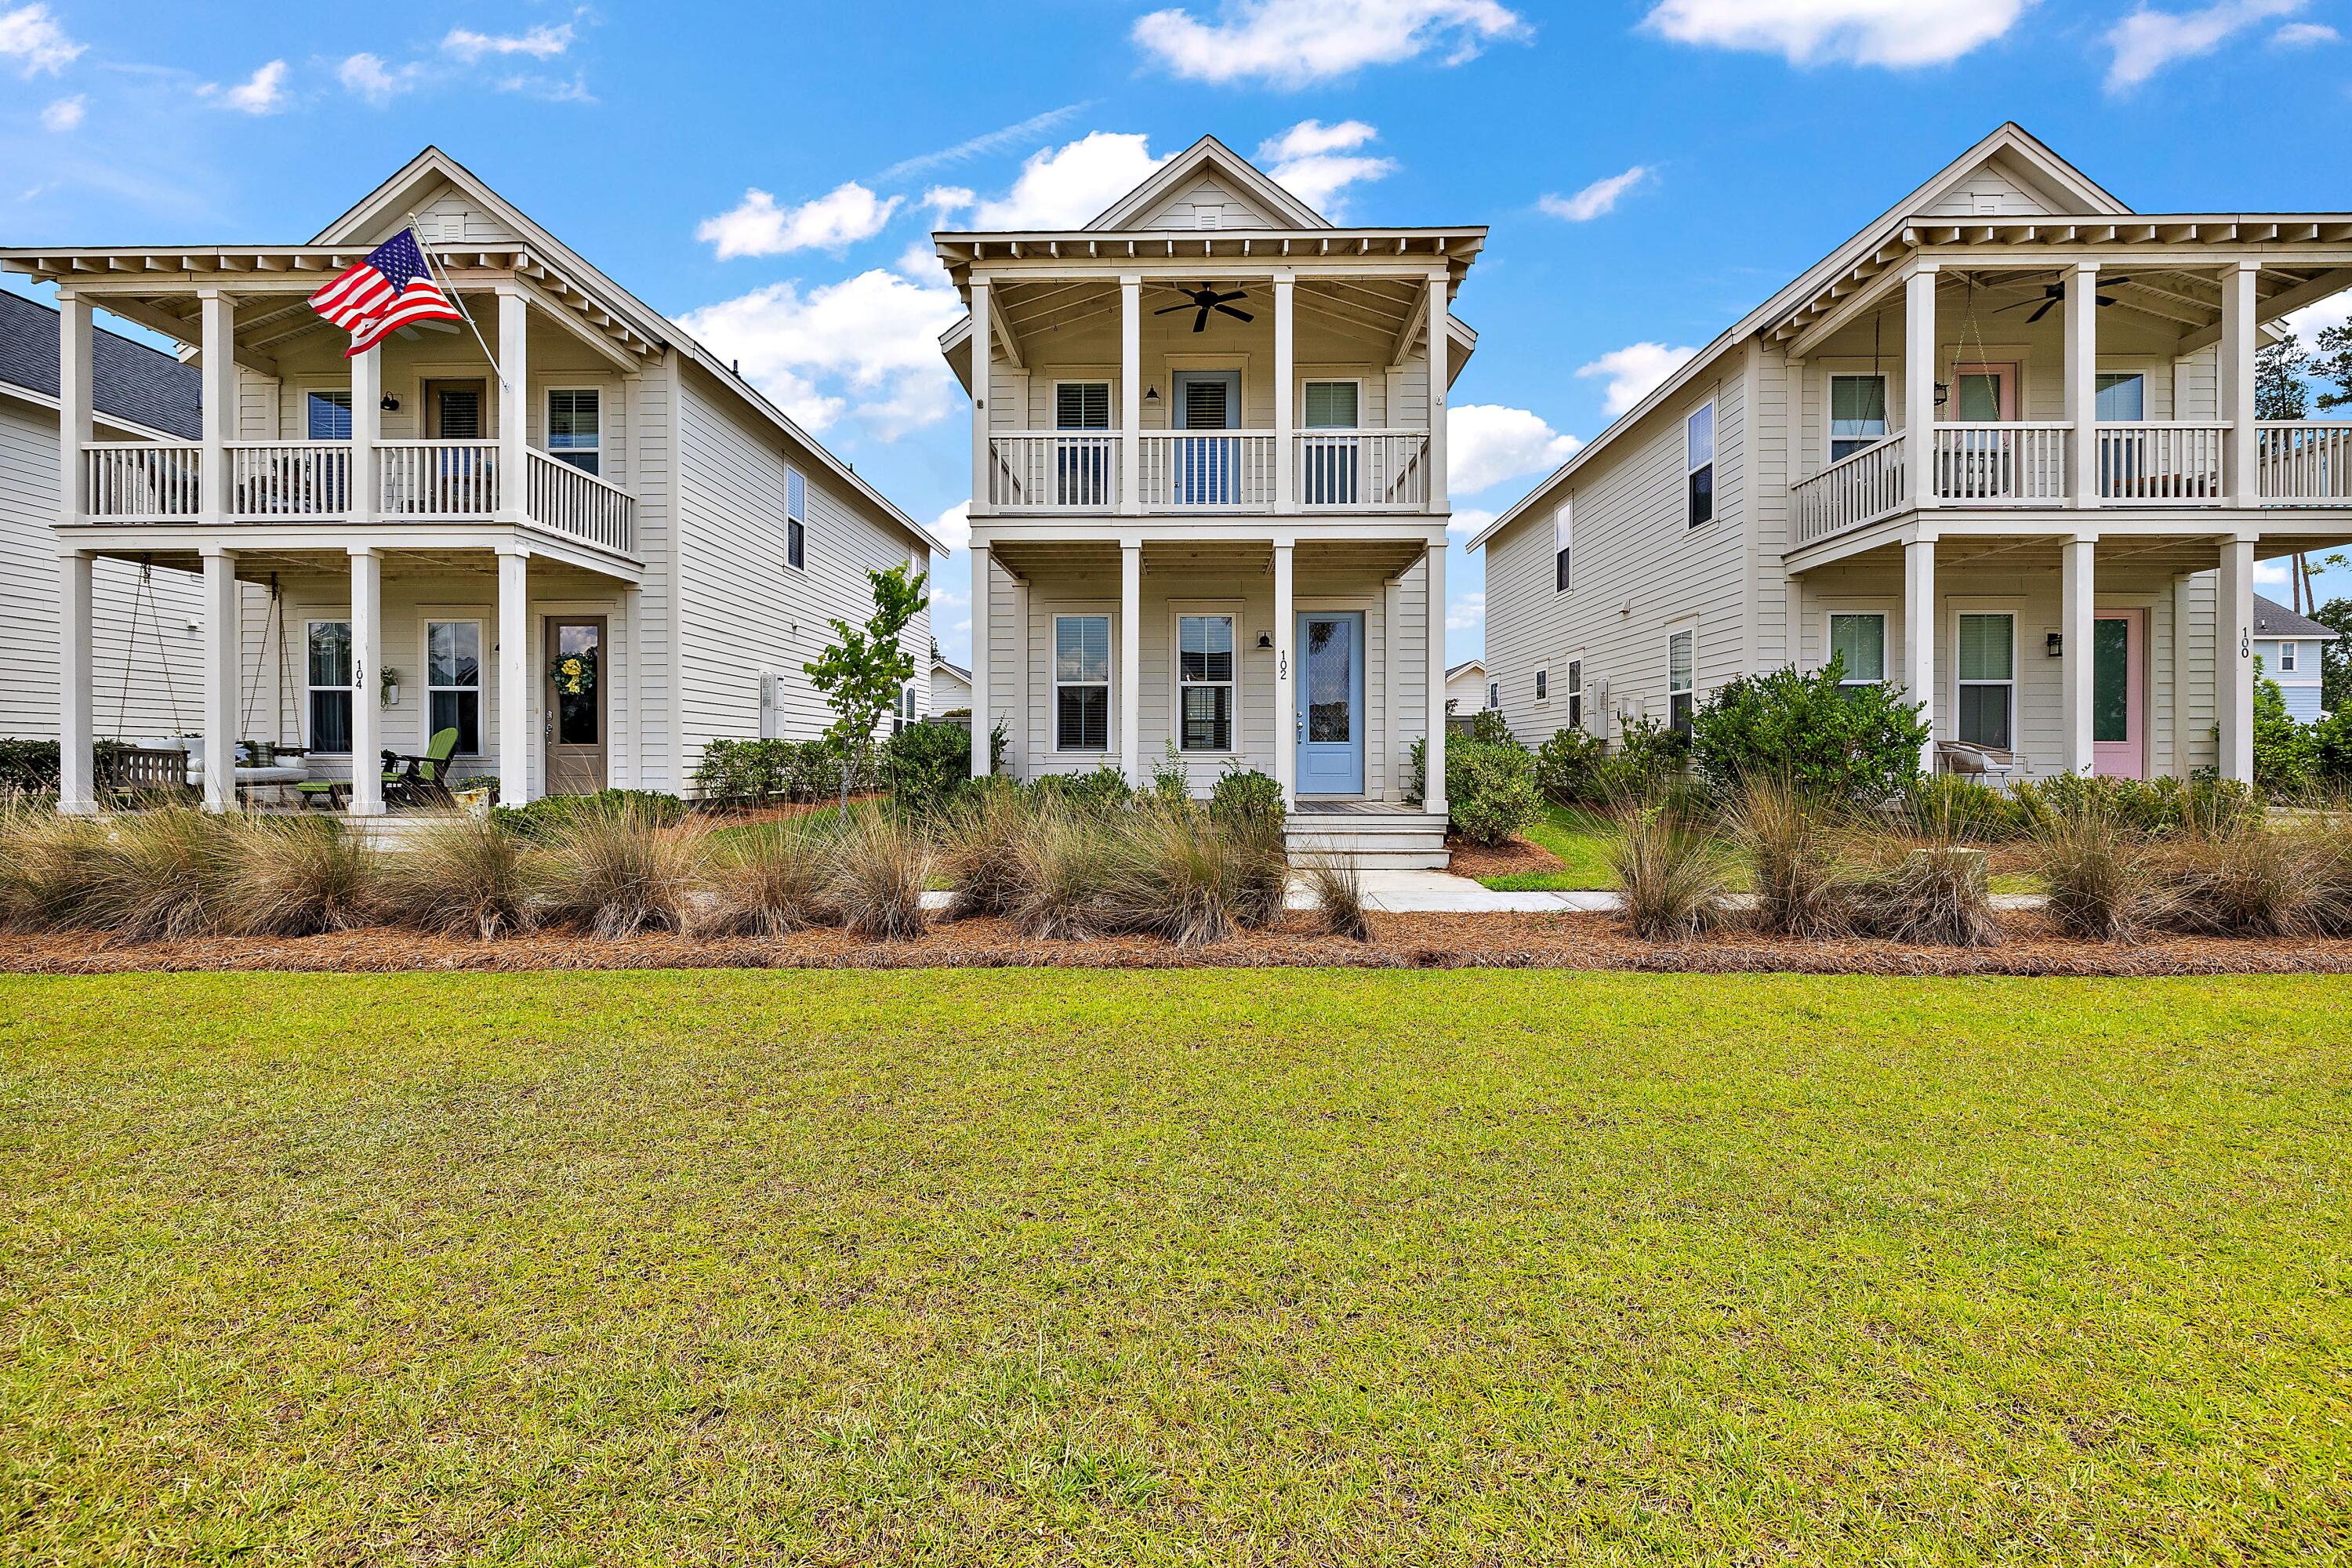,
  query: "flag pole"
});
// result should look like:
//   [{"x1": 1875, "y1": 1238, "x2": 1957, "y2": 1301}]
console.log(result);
[{"x1": 405, "y1": 215, "x2": 510, "y2": 394}]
